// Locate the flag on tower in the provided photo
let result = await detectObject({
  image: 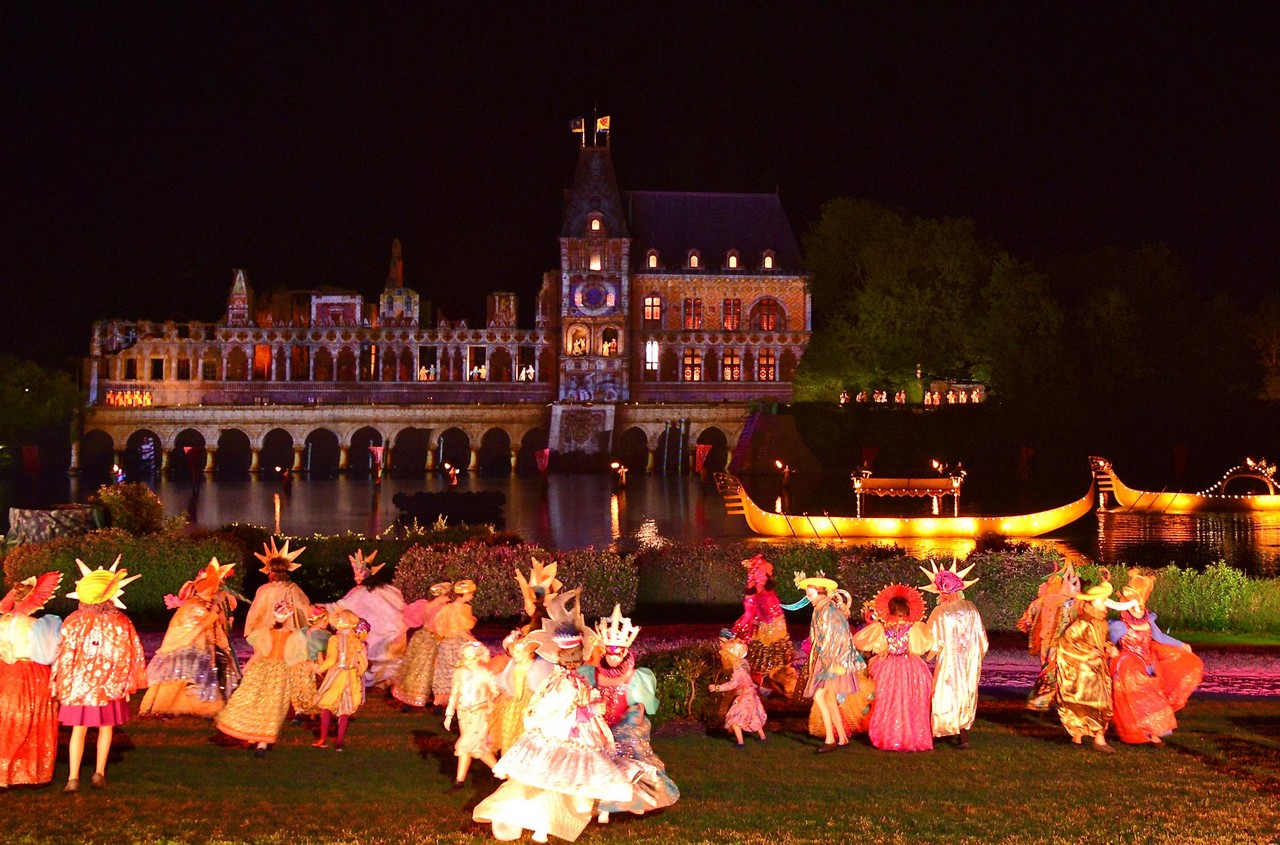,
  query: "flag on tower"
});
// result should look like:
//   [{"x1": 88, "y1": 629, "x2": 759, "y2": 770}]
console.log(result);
[
  {"x1": 596, "y1": 115, "x2": 611, "y2": 131},
  {"x1": 569, "y1": 116, "x2": 585, "y2": 133}
]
